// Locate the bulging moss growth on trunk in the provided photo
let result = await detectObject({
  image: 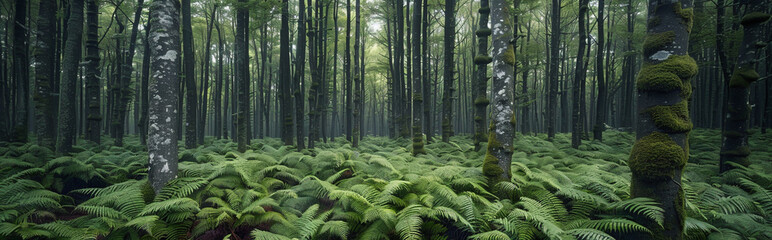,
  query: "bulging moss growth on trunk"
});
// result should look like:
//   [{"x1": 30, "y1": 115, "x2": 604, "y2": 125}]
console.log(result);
[
  {"x1": 643, "y1": 31, "x2": 675, "y2": 56},
  {"x1": 503, "y1": 44, "x2": 516, "y2": 66},
  {"x1": 474, "y1": 55, "x2": 493, "y2": 65},
  {"x1": 474, "y1": 96, "x2": 490, "y2": 106},
  {"x1": 475, "y1": 28, "x2": 492, "y2": 37},
  {"x1": 636, "y1": 55, "x2": 697, "y2": 93},
  {"x1": 629, "y1": 132, "x2": 687, "y2": 181},
  {"x1": 482, "y1": 133, "x2": 508, "y2": 184},
  {"x1": 643, "y1": 100, "x2": 692, "y2": 133},
  {"x1": 728, "y1": 66, "x2": 760, "y2": 88},
  {"x1": 740, "y1": 12, "x2": 771, "y2": 26}
]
